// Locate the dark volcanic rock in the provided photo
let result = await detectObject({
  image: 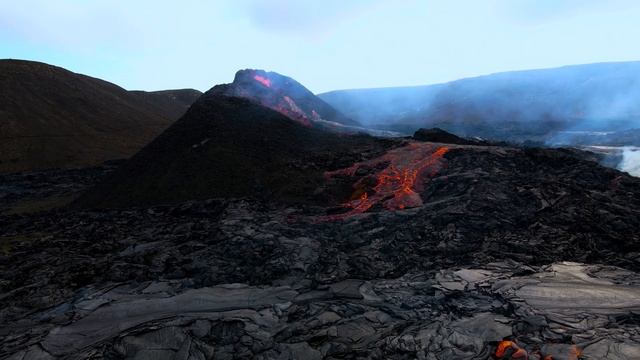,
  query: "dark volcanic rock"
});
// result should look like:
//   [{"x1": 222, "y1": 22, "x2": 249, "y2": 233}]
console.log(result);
[
  {"x1": 413, "y1": 127, "x2": 486, "y2": 145},
  {"x1": 212, "y1": 69, "x2": 359, "y2": 127},
  {"x1": 2, "y1": 194, "x2": 640, "y2": 358},
  {"x1": 76, "y1": 94, "x2": 396, "y2": 208},
  {"x1": 4, "y1": 71, "x2": 640, "y2": 358},
  {"x1": 0, "y1": 164, "x2": 116, "y2": 215},
  {"x1": 3, "y1": 135, "x2": 640, "y2": 358}
]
